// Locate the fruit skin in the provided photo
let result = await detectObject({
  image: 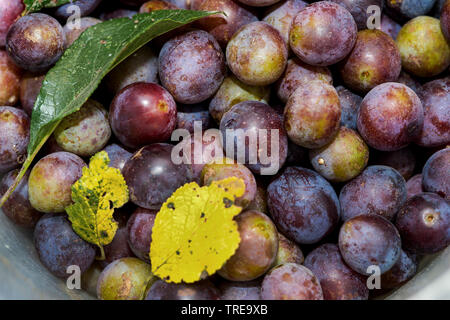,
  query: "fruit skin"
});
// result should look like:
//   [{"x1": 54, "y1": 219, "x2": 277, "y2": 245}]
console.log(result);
[
  {"x1": 0, "y1": 107, "x2": 29, "y2": 174},
  {"x1": 273, "y1": 233, "x2": 304, "y2": 267},
  {"x1": 0, "y1": 169, "x2": 42, "y2": 228},
  {"x1": 28, "y1": 152, "x2": 86, "y2": 213},
  {"x1": 284, "y1": 80, "x2": 341, "y2": 149},
  {"x1": 110, "y1": 82, "x2": 177, "y2": 149},
  {"x1": 267, "y1": 167, "x2": 340, "y2": 244},
  {"x1": 442, "y1": 0, "x2": 450, "y2": 41},
  {"x1": 102, "y1": 144, "x2": 132, "y2": 172},
  {"x1": 339, "y1": 165, "x2": 407, "y2": 221},
  {"x1": 54, "y1": 0, "x2": 103, "y2": 20},
  {"x1": 357, "y1": 82, "x2": 424, "y2": 152},
  {"x1": 263, "y1": 0, "x2": 307, "y2": 46},
  {"x1": 289, "y1": 1, "x2": 357, "y2": 67},
  {"x1": 196, "y1": 0, "x2": 258, "y2": 48},
  {"x1": 209, "y1": 75, "x2": 271, "y2": 124},
  {"x1": 339, "y1": 214, "x2": 402, "y2": 275},
  {"x1": 139, "y1": 0, "x2": 178, "y2": 12},
  {"x1": 0, "y1": 0, "x2": 24, "y2": 47},
  {"x1": 63, "y1": 17, "x2": 101, "y2": 48},
  {"x1": 406, "y1": 174, "x2": 424, "y2": 199},
  {"x1": 378, "y1": 14, "x2": 402, "y2": 39},
  {"x1": 106, "y1": 46, "x2": 159, "y2": 95},
  {"x1": 304, "y1": 243, "x2": 369, "y2": 300},
  {"x1": 97, "y1": 257, "x2": 155, "y2": 300},
  {"x1": 336, "y1": 86, "x2": 362, "y2": 130},
  {"x1": 339, "y1": 29, "x2": 401, "y2": 93},
  {"x1": 219, "y1": 210, "x2": 278, "y2": 281},
  {"x1": 309, "y1": 127, "x2": 369, "y2": 183},
  {"x1": 34, "y1": 214, "x2": 96, "y2": 278},
  {"x1": 127, "y1": 207, "x2": 157, "y2": 262},
  {"x1": 261, "y1": 263, "x2": 324, "y2": 300},
  {"x1": 6, "y1": 13, "x2": 65, "y2": 72},
  {"x1": 0, "y1": 50, "x2": 22, "y2": 106},
  {"x1": 219, "y1": 280, "x2": 261, "y2": 300},
  {"x1": 220, "y1": 101, "x2": 288, "y2": 175},
  {"x1": 276, "y1": 58, "x2": 333, "y2": 104},
  {"x1": 373, "y1": 147, "x2": 416, "y2": 180},
  {"x1": 159, "y1": 29, "x2": 226, "y2": 104},
  {"x1": 396, "y1": 16, "x2": 450, "y2": 77},
  {"x1": 201, "y1": 160, "x2": 257, "y2": 209},
  {"x1": 226, "y1": 21, "x2": 288, "y2": 86},
  {"x1": 396, "y1": 71, "x2": 422, "y2": 95},
  {"x1": 330, "y1": 0, "x2": 383, "y2": 30},
  {"x1": 145, "y1": 280, "x2": 220, "y2": 300},
  {"x1": 122, "y1": 143, "x2": 192, "y2": 210},
  {"x1": 99, "y1": 226, "x2": 135, "y2": 269},
  {"x1": 237, "y1": 0, "x2": 282, "y2": 6},
  {"x1": 415, "y1": 78, "x2": 450, "y2": 148},
  {"x1": 100, "y1": 9, "x2": 137, "y2": 20},
  {"x1": 54, "y1": 99, "x2": 111, "y2": 157},
  {"x1": 381, "y1": 249, "x2": 418, "y2": 289},
  {"x1": 177, "y1": 103, "x2": 211, "y2": 133},
  {"x1": 422, "y1": 148, "x2": 450, "y2": 200},
  {"x1": 395, "y1": 193, "x2": 450, "y2": 254},
  {"x1": 19, "y1": 72, "x2": 45, "y2": 116},
  {"x1": 247, "y1": 185, "x2": 268, "y2": 214},
  {"x1": 385, "y1": 0, "x2": 437, "y2": 20}
]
